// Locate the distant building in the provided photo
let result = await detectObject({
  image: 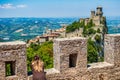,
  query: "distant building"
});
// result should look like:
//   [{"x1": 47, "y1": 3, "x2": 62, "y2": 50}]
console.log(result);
[
  {"x1": 65, "y1": 28, "x2": 83, "y2": 38},
  {"x1": 80, "y1": 6, "x2": 104, "y2": 26},
  {"x1": 27, "y1": 27, "x2": 65, "y2": 45},
  {"x1": 66, "y1": 6, "x2": 105, "y2": 38}
]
